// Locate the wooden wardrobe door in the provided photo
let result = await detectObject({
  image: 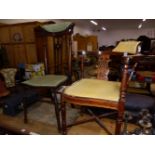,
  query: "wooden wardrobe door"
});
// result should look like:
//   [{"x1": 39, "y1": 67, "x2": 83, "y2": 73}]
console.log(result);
[
  {"x1": 25, "y1": 44, "x2": 37, "y2": 64},
  {"x1": 3, "y1": 45, "x2": 16, "y2": 67},
  {"x1": 13, "y1": 44, "x2": 27, "y2": 66},
  {"x1": 0, "y1": 26, "x2": 10, "y2": 43}
]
